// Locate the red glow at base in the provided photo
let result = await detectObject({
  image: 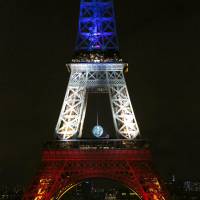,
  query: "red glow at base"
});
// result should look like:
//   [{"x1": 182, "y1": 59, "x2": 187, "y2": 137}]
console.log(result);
[{"x1": 23, "y1": 145, "x2": 169, "y2": 200}]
